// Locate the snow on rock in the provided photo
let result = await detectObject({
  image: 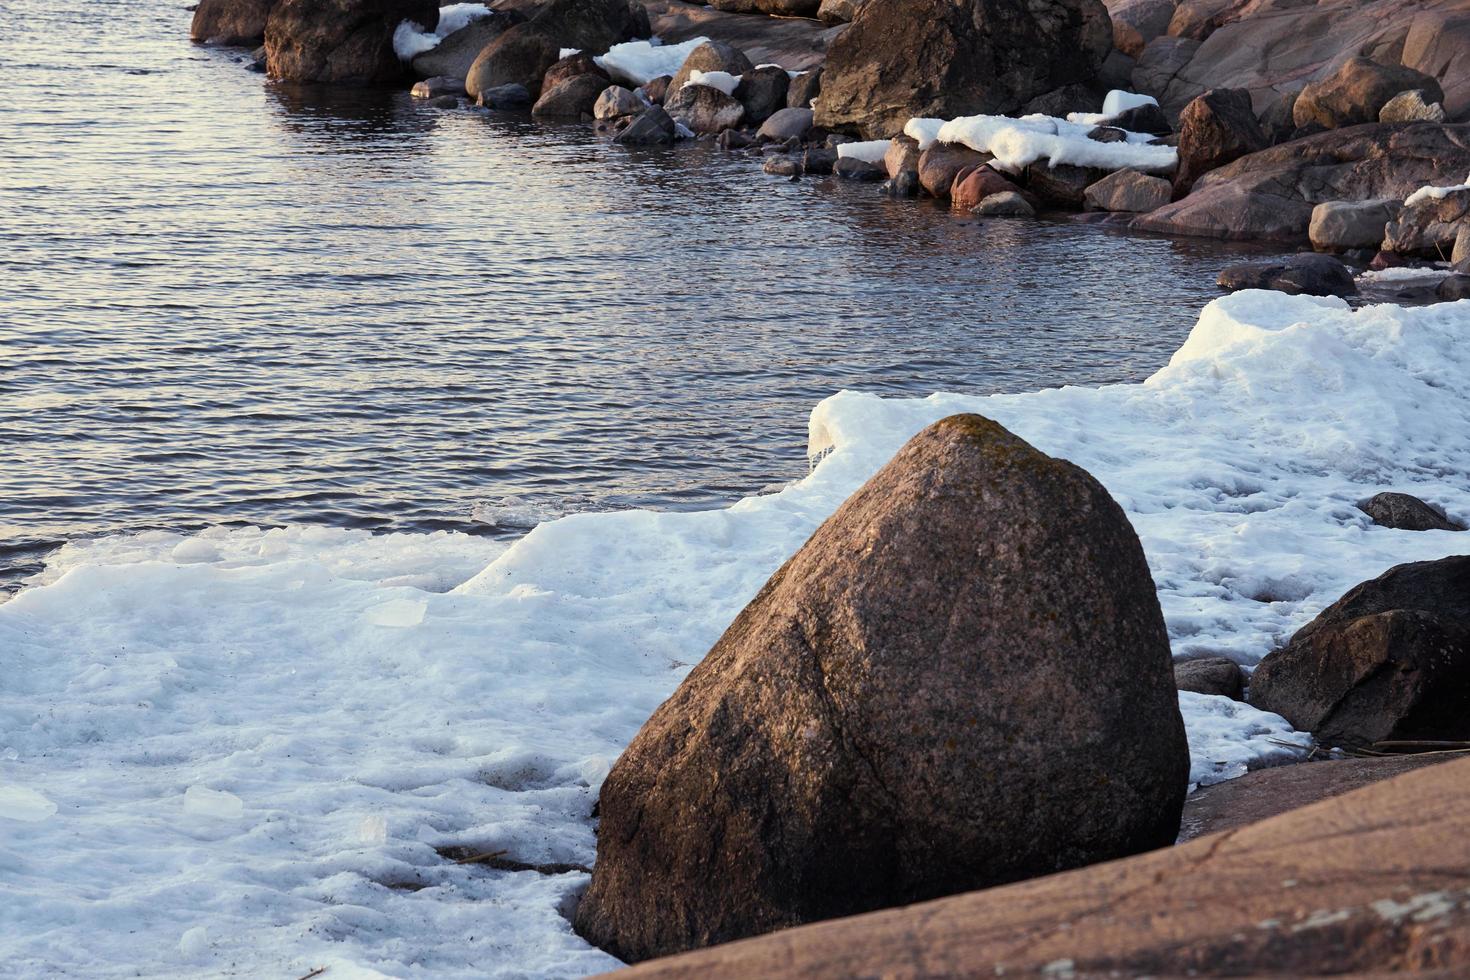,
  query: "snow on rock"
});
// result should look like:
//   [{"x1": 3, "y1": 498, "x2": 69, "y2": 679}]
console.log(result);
[
  {"x1": 392, "y1": 3, "x2": 493, "y2": 60},
  {"x1": 683, "y1": 69, "x2": 739, "y2": 96},
  {"x1": 933, "y1": 112, "x2": 1176, "y2": 173},
  {"x1": 1404, "y1": 172, "x2": 1470, "y2": 207},
  {"x1": 903, "y1": 117, "x2": 945, "y2": 150},
  {"x1": 5, "y1": 293, "x2": 1470, "y2": 975},
  {"x1": 595, "y1": 37, "x2": 708, "y2": 87},
  {"x1": 835, "y1": 139, "x2": 891, "y2": 164}
]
